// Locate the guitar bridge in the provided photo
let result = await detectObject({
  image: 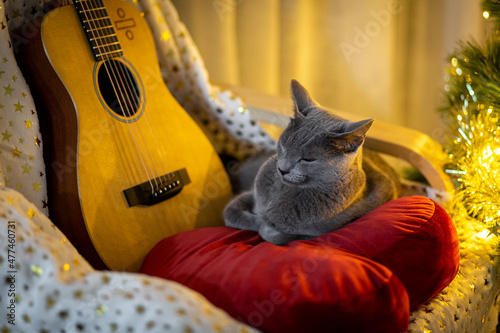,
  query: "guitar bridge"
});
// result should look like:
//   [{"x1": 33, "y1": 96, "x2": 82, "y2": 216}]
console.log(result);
[{"x1": 123, "y1": 168, "x2": 190, "y2": 207}]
